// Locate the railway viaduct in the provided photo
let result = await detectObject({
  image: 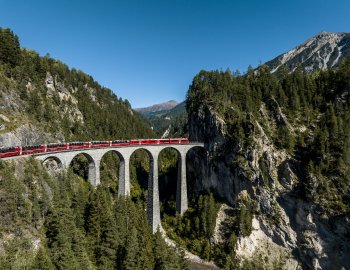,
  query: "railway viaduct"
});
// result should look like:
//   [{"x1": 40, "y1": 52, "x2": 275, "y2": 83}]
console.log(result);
[{"x1": 32, "y1": 143, "x2": 205, "y2": 232}]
